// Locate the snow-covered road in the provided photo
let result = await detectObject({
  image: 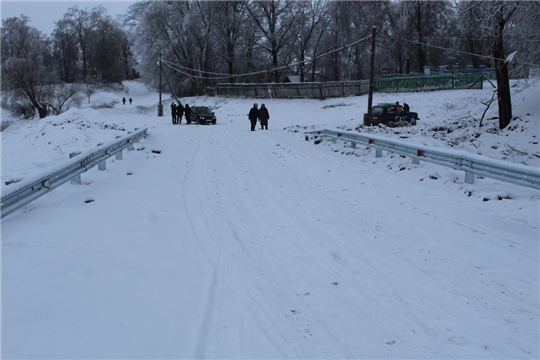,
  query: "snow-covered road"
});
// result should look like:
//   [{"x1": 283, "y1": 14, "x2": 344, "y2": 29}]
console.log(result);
[{"x1": 2, "y1": 81, "x2": 538, "y2": 358}]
